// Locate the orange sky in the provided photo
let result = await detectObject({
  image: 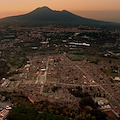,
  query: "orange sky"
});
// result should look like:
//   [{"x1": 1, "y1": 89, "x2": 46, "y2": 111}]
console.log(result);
[{"x1": 0, "y1": 0, "x2": 120, "y2": 18}]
